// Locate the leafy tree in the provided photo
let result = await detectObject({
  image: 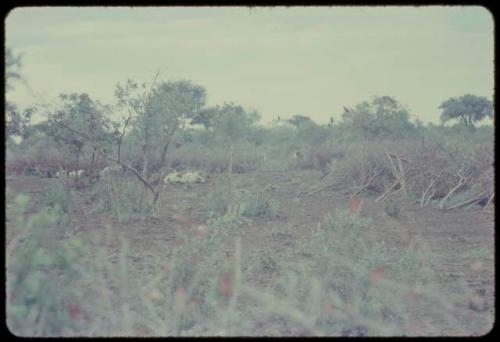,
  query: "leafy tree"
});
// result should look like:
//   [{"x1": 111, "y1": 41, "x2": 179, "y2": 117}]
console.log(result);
[
  {"x1": 287, "y1": 114, "x2": 316, "y2": 128},
  {"x1": 6, "y1": 103, "x2": 35, "y2": 138},
  {"x1": 147, "y1": 80, "x2": 206, "y2": 167},
  {"x1": 439, "y1": 94, "x2": 493, "y2": 128},
  {"x1": 247, "y1": 126, "x2": 269, "y2": 146},
  {"x1": 201, "y1": 103, "x2": 260, "y2": 185},
  {"x1": 5, "y1": 48, "x2": 33, "y2": 138},
  {"x1": 284, "y1": 114, "x2": 331, "y2": 144},
  {"x1": 5, "y1": 47, "x2": 22, "y2": 90},
  {"x1": 112, "y1": 75, "x2": 207, "y2": 209},
  {"x1": 210, "y1": 103, "x2": 260, "y2": 144},
  {"x1": 297, "y1": 122, "x2": 330, "y2": 145},
  {"x1": 341, "y1": 96, "x2": 415, "y2": 139},
  {"x1": 118, "y1": 78, "x2": 207, "y2": 178},
  {"x1": 47, "y1": 93, "x2": 114, "y2": 180},
  {"x1": 190, "y1": 106, "x2": 219, "y2": 129}
]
